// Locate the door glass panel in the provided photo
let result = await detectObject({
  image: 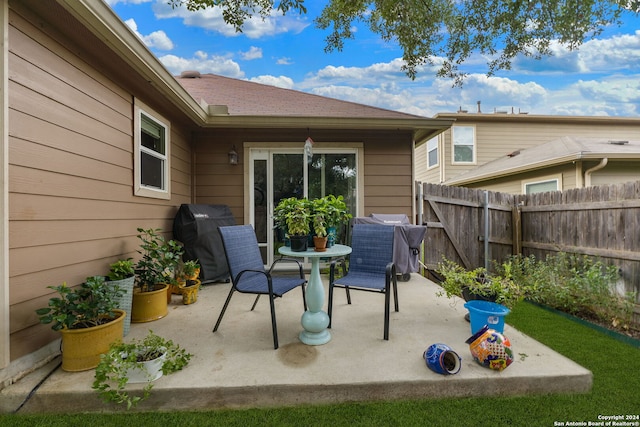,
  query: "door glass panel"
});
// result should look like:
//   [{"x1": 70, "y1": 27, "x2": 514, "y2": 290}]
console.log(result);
[
  {"x1": 309, "y1": 153, "x2": 357, "y2": 244},
  {"x1": 272, "y1": 154, "x2": 304, "y2": 256}
]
